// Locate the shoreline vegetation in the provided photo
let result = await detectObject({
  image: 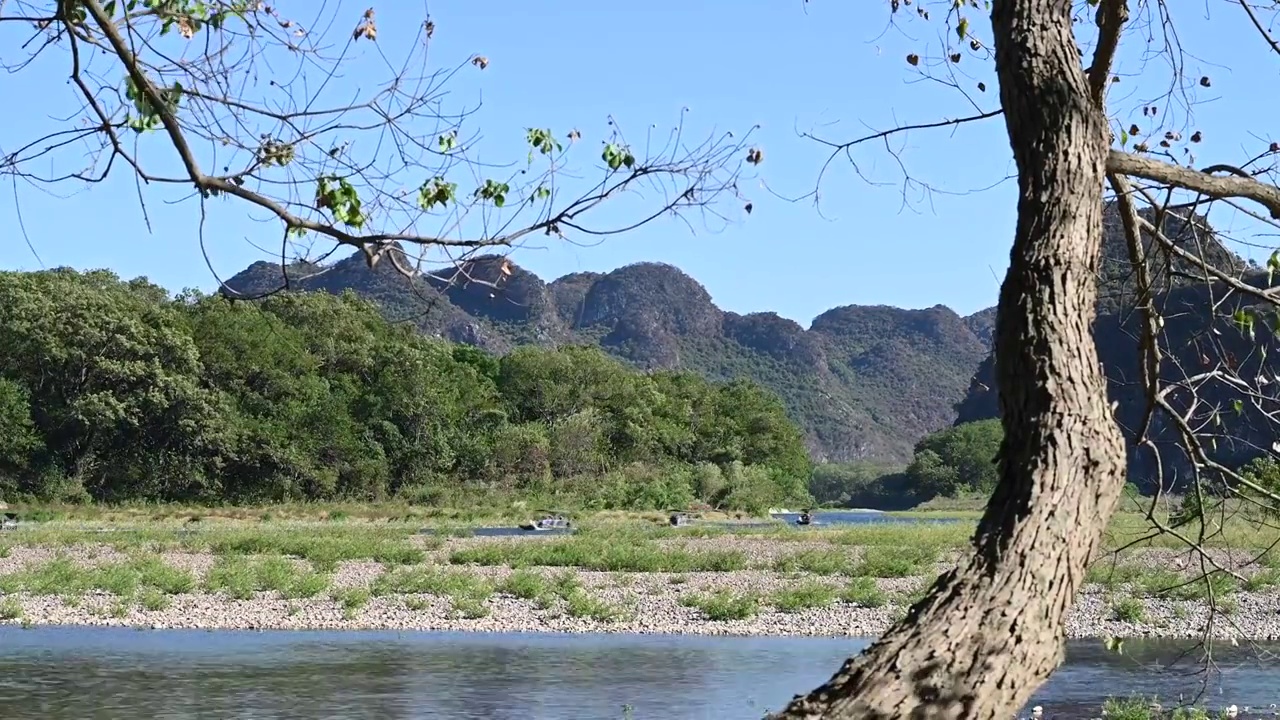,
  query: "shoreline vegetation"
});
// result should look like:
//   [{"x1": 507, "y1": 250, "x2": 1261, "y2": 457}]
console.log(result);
[
  {"x1": 4, "y1": 507, "x2": 1280, "y2": 640},
  {"x1": 0, "y1": 271, "x2": 813, "y2": 517}
]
